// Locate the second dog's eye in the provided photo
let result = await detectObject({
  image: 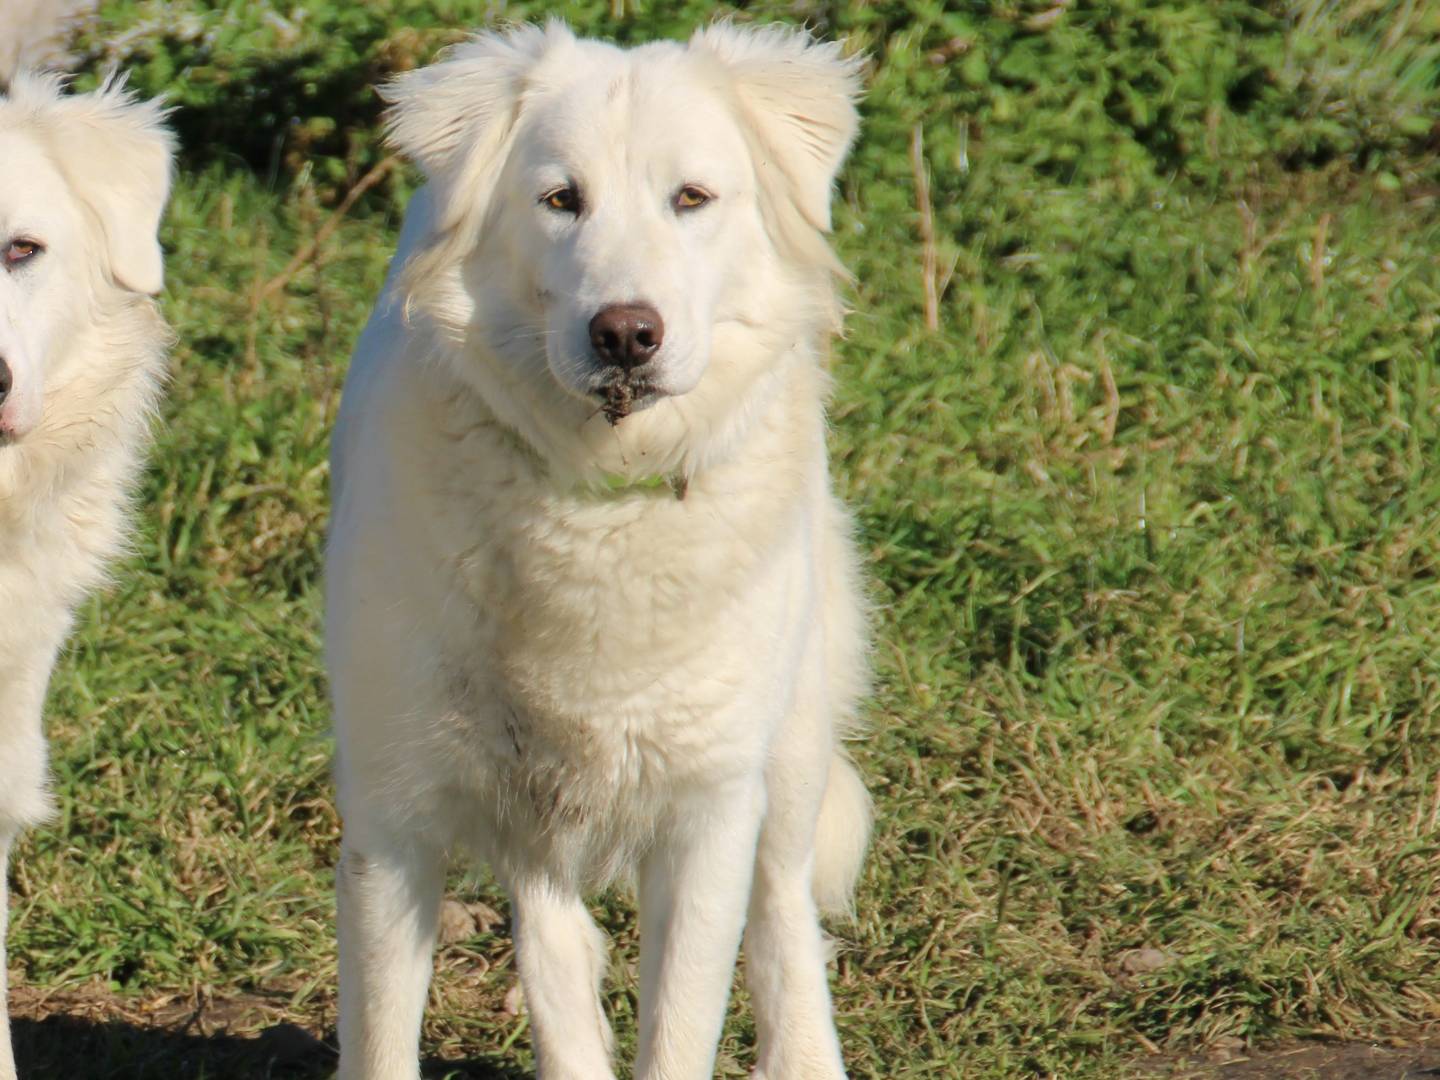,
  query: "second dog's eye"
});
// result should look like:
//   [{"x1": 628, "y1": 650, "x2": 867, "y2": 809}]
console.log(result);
[
  {"x1": 4, "y1": 239, "x2": 42, "y2": 267},
  {"x1": 674, "y1": 185, "x2": 713, "y2": 211},
  {"x1": 541, "y1": 185, "x2": 582, "y2": 214}
]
